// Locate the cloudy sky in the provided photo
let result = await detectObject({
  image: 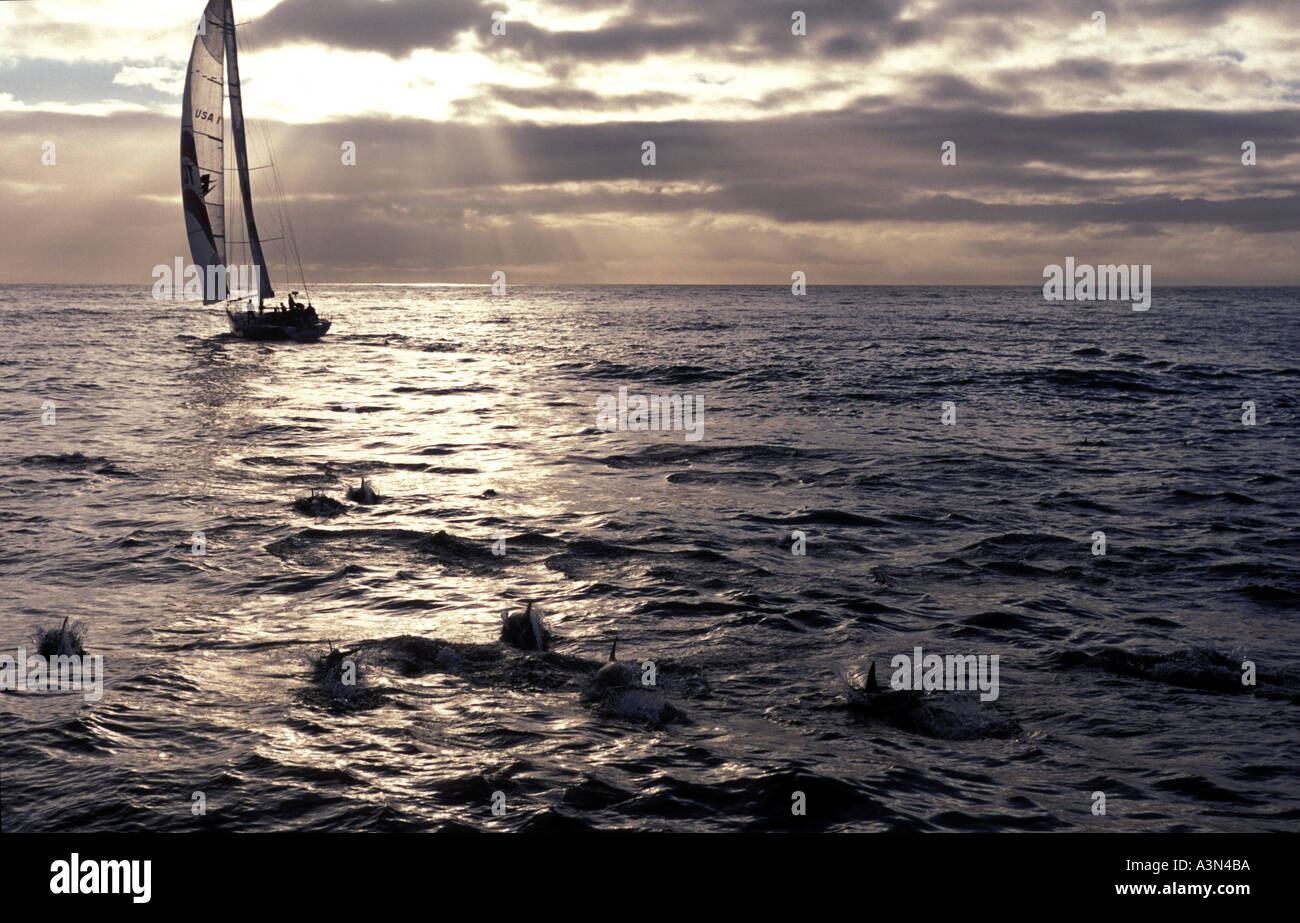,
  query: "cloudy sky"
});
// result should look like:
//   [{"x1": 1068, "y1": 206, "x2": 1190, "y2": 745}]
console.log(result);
[{"x1": 1, "y1": 0, "x2": 1298, "y2": 285}]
